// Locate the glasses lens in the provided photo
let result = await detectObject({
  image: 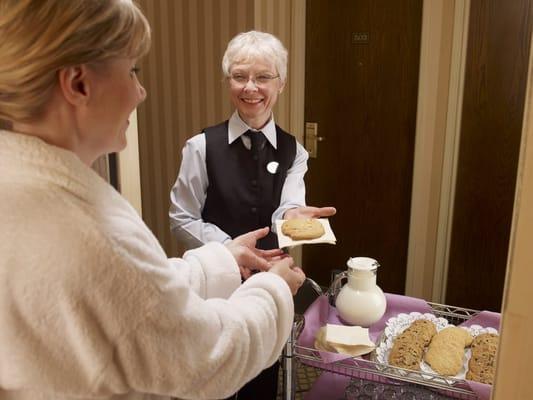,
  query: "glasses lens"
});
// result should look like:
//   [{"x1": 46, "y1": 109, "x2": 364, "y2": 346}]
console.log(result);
[
  {"x1": 230, "y1": 74, "x2": 278, "y2": 87},
  {"x1": 231, "y1": 74, "x2": 248, "y2": 84},
  {"x1": 255, "y1": 75, "x2": 276, "y2": 85}
]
